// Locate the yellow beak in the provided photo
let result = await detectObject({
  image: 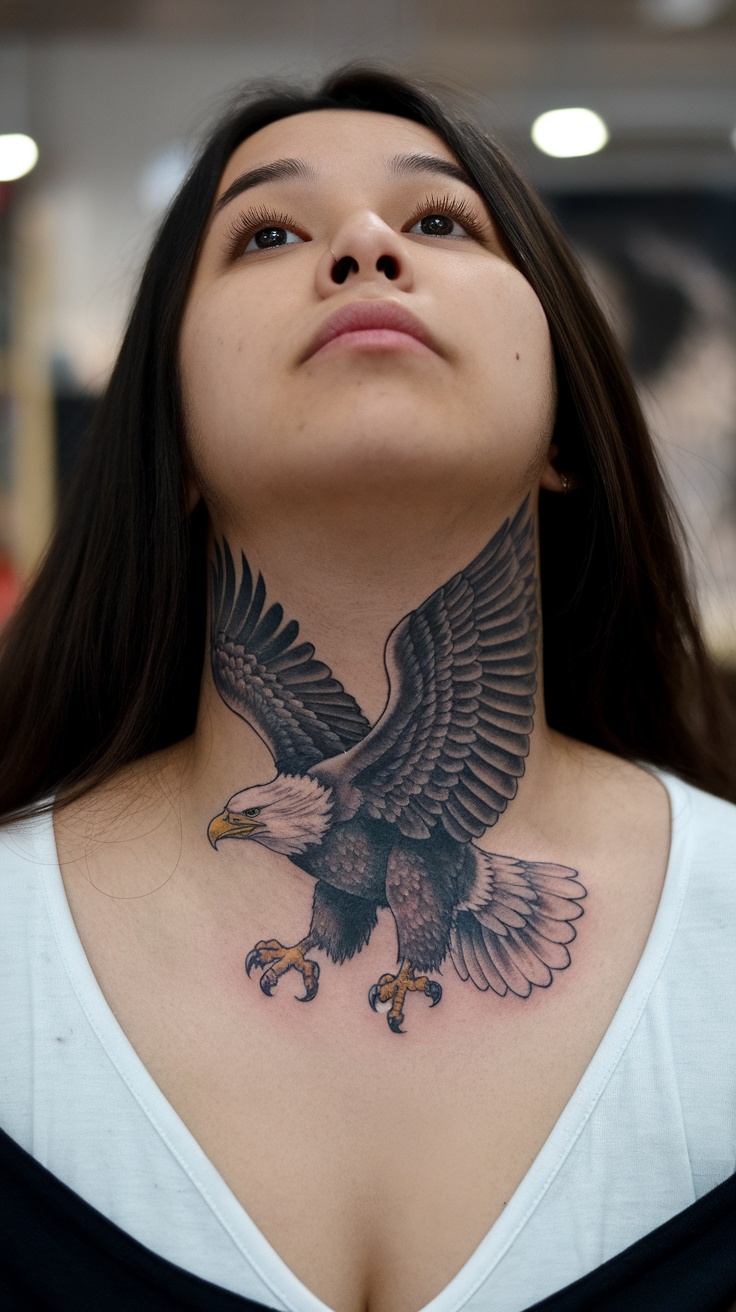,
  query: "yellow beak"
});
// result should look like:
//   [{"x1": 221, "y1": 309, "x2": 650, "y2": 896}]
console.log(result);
[{"x1": 207, "y1": 809, "x2": 263, "y2": 849}]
